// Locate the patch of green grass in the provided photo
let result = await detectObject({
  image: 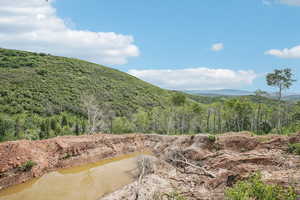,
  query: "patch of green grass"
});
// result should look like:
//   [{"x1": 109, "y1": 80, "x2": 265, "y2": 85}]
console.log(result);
[
  {"x1": 18, "y1": 160, "x2": 37, "y2": 172},
  {"x1": 225, "y1": 172, "x2": 297, "y2": 200},
  {"x1": 287, "y1": 143, "x2": 300, "y2": 155}
]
